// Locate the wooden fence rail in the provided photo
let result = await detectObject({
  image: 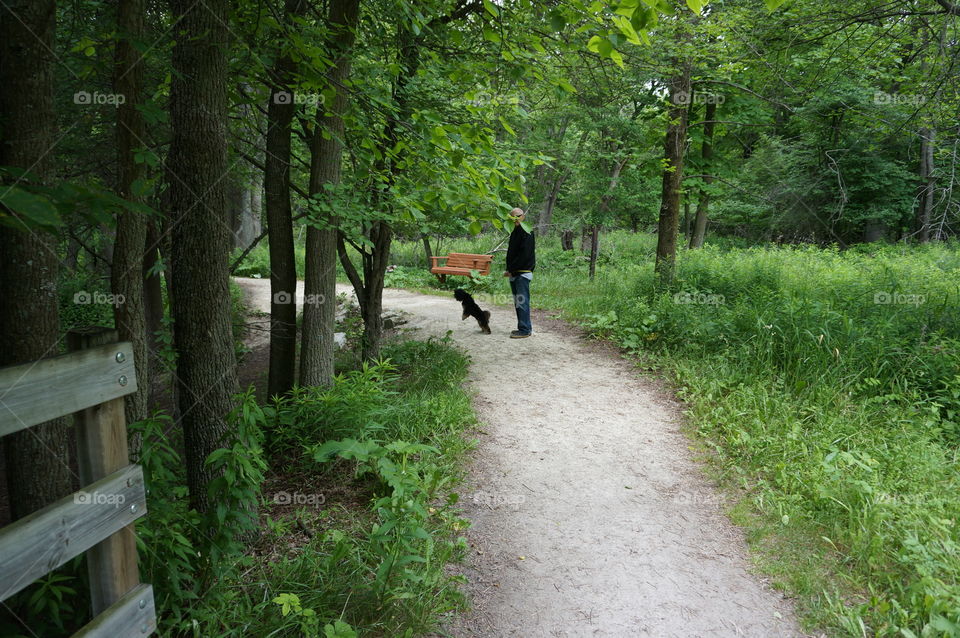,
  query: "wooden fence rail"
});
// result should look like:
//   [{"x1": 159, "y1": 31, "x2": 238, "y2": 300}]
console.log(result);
[{"x1": 0, "y1": 327, "x2": 155, "y2": 638}]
